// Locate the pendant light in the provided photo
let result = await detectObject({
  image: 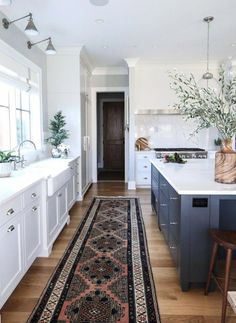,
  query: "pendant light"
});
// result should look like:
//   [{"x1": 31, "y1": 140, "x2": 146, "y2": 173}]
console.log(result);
[
  {"x1": 198, "y1": 16, "x2": 219, "y2": 93},
  {"x1": 90, "y1": 0, "x2": 109, "y2": 6},
  {"x1": 2, "y1": 13, "x2": 38, "y2": 36}
]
